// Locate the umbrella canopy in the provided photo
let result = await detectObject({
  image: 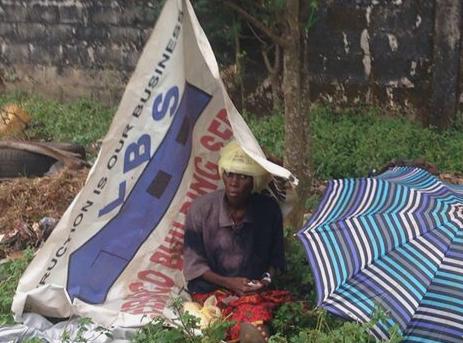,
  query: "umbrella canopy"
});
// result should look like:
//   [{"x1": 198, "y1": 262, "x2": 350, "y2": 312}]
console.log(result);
[{"x1": 297, "y1": 167, "x2": 463, "y2": 342}]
